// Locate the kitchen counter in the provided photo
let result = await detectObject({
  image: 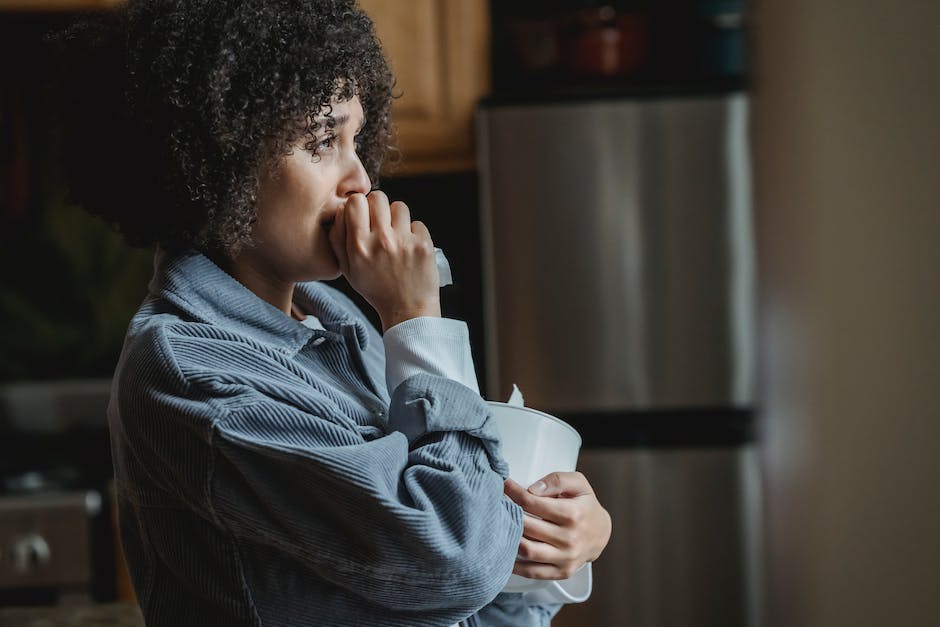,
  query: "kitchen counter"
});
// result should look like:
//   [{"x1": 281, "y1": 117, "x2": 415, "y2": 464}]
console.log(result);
[{"x1": 0, "y1": 603, "x2": 143, "y2": 627}]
